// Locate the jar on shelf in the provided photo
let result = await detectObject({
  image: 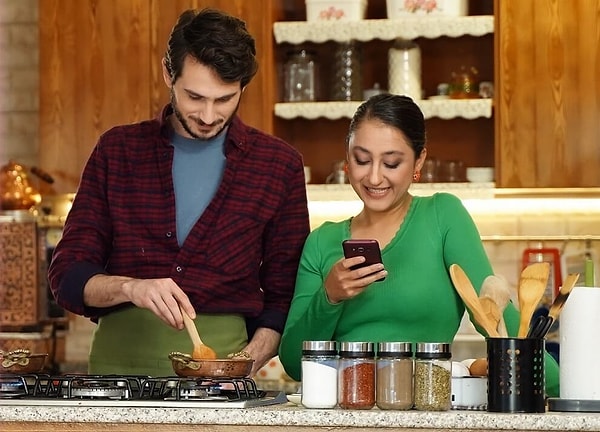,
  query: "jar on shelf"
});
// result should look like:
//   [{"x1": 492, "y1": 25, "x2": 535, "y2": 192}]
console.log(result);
[
  {"x1": 388, "y1": 38, "x2": 421, "y2": 101},
  {"x1": 331, "y1": 40, "x2": 363, "y2": 101},
  {"x1": 301, "y1": 340, "x2": 338, "y2": 409},
  {"x1": 414, "y1": 342, "x2": 452, "y2": 411},
  {"x1": 376, "y1": 342, "x2": 414, "y2": 410},
  {"x1": 284, "y1": 49, "x2": 318, "y2": 102},
  {"x1": 338, "y1": 341, "x2": 375, "y2": 409}
]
